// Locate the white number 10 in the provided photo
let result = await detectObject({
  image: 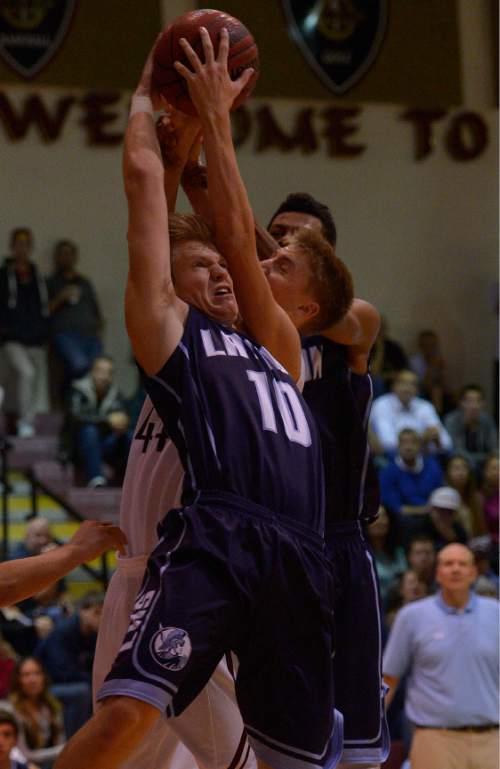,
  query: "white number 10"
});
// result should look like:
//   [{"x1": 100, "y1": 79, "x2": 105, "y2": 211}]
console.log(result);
[{"x1": 247, "y1": 371, "x2": 311, "y2": 447}]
